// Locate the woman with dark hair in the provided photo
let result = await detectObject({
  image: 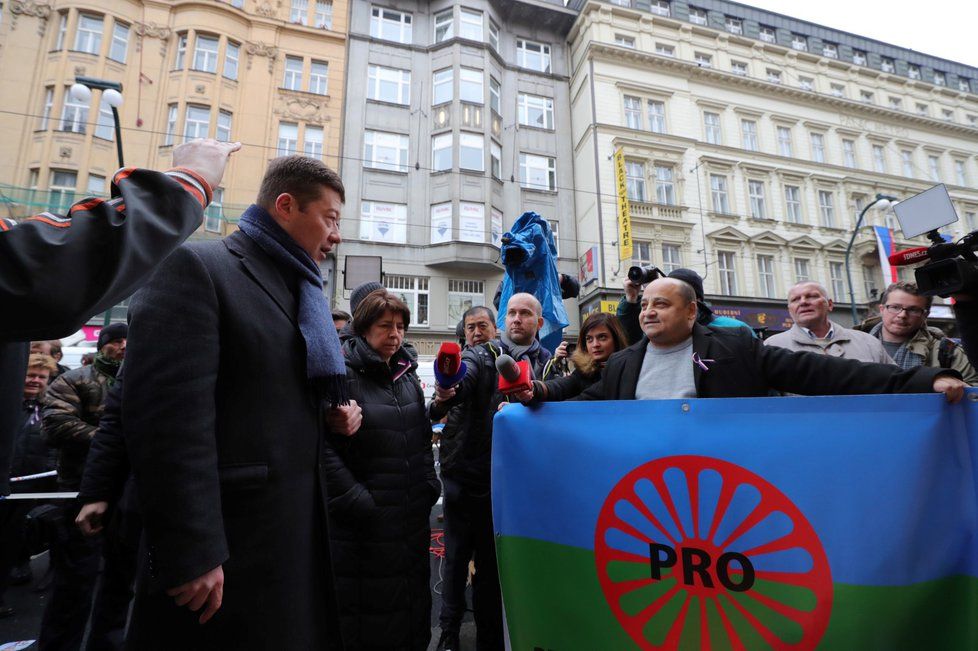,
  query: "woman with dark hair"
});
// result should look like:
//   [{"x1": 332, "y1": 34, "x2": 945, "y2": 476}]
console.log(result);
[
  {"x1": 323, "y1": 291, "x2": 439, "y2": 651},
  {"x1": 532, "y1": 312, "x2": 629, "y2": 402}
]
